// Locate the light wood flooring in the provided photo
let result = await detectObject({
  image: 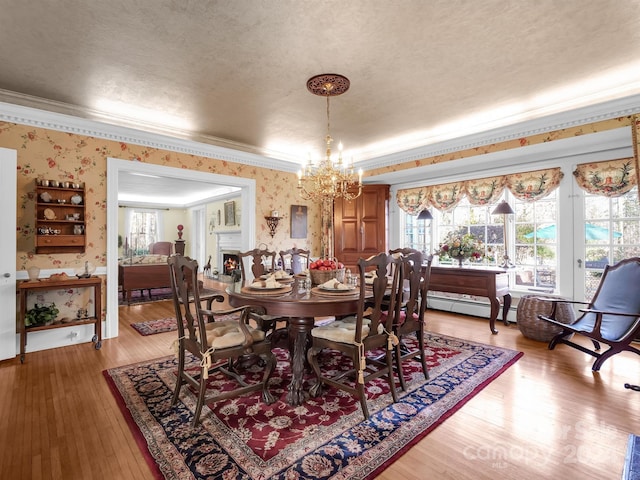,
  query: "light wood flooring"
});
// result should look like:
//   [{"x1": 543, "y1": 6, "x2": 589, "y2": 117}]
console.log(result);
[{"x1": 1, "y1": 278, "x2": 638, "y2": 479}]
